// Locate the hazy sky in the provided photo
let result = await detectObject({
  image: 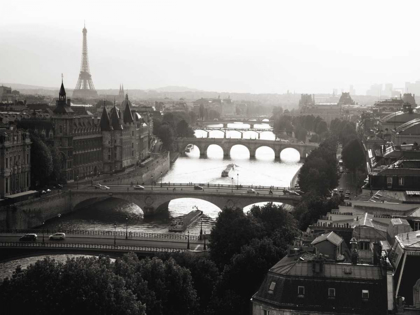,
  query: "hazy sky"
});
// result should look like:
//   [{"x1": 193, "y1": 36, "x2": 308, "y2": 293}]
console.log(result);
[{"x1": 1, "y1": 0, "x2": 420, "y2": 94}]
